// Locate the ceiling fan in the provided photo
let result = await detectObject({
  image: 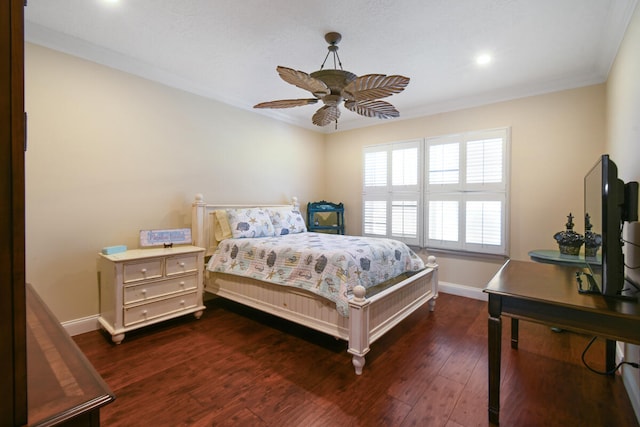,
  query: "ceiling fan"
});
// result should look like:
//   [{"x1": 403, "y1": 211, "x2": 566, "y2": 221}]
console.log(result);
[{"x1": 254, "y1": 32, "x2": 410, "y2": 128}]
